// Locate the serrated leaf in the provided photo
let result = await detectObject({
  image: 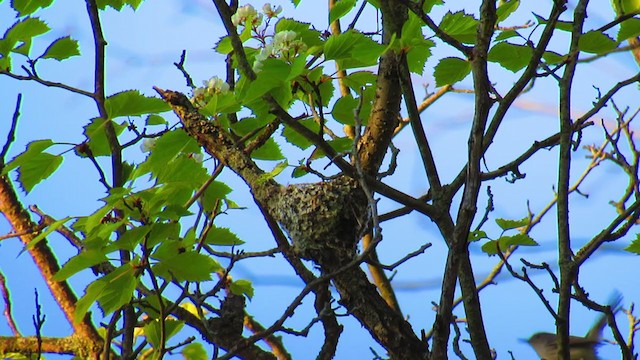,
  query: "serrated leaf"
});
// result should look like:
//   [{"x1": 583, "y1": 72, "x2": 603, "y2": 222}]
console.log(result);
[
  {"x1": 40, "y1": 36, "x2": 79, "y2": 60},
  {"x1": 495, "y1": 217, "x2": 529, "y2": 230},
  {"x1": 53, "y1": 249, "x2": 108, "y2": 281},
  {"x1": 182, "y1": 343, "x2": 208, "y2": 360},
  {"x1": 229, "y1": 279, "x2": 254, "y2": 299},
  {"x1": 79, "y1": 118, "x2": 127, "y2": 157},
  {"x1": 2, "y1": 139, "x2": 54, "y2": 174},
  {"x1": 342, "y1": 71, "x2": 377, "y2": 90},
  {"x1": 281, "y1": 118, "x2": 320, "y2": 149},
  {"x1": 105, "y1": 90, "x2": 170, "y2": 119},
  {"x1": 496, "y1": 0, "x2": 519, "y2": 23},
  {"x1": 152, "y1": 251, "x2": 221, "y2": 282},
  {"x1": 439, "y1": 11, "x2": 478, "y2": 44},
  {"x1": 200, "y1": 181, "x2": 233, "y2": 213},
  {"x1": 250, "y1": 138, "x2": 285, "y2": 160},
  {"x1": 11, "y1": 0, "x2": 54, "y2": 16},
  {"x1": 96, "y1": 0, "x2": 142, "y2": 10},
  {"x1": 242, "y1": 59, "x2": 291, "y2": 103},
  {"x1": 113, "y1": 225, "x2": 151, "y2": 251},
  {"x1": 579, "y1": 30, "x2": 618, "y2": 54},
  {"x1": 311, "y1": 137, "x2": 353, "y2": 159},
  {"x1": 205, "y1": 227, "x2": 245, "y2": 246},
  {"x1": 618, "y1": 17, "x2": 640, "y2": 41},
  {"x1": 6, "y1": 17, "x2": 50, "y2": 42},
  {"x1": 329, "y1": 0, "x2": 356, "y2": 25},
  {"x1": 74, "y1": 262, "x2": 137, "y2": 323},
  {"x1": 325, "y1": 30, "x2": 384, "y2": 68},
  {"x1": 433, "y1": 57, "x2": 471, "y2": 86},
  {"x1": 624, "y1": 233, "x2": 640, "y2": 254},
  {"x1": 215, "y1": 36, "x2": 232, "y2": 54},
  {"x1": 488, "y1": 42, "x2": 532, "y2": 72},
  {"x1": 15, "y1": 152, "x2": 62, "y2": 192},
  {"x1": 401, "y1": 13, "x2": 434, "y2": 74},
  {"x1": 134, "y1": 129, "x2": 201, "y2": 178}
]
